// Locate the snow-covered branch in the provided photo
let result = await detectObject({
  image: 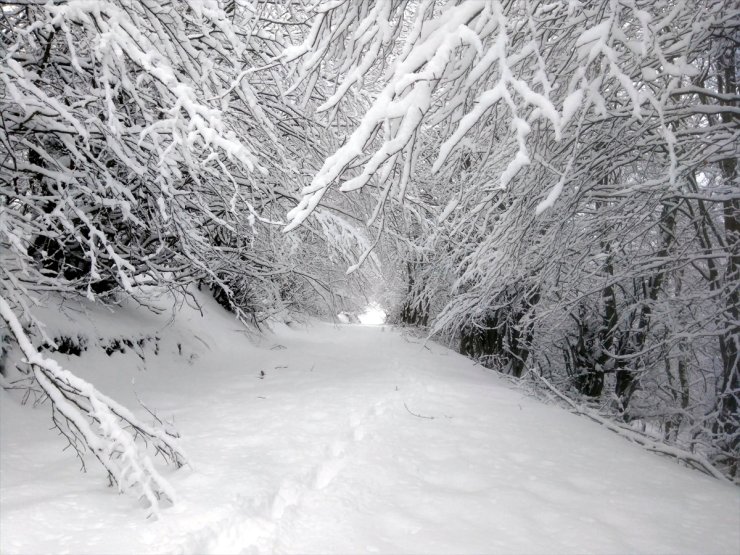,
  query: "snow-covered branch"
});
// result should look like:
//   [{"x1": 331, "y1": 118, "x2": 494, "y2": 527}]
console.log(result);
[{"x1": 0, "y1": 294, "x2": 185, "y2": 515}]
